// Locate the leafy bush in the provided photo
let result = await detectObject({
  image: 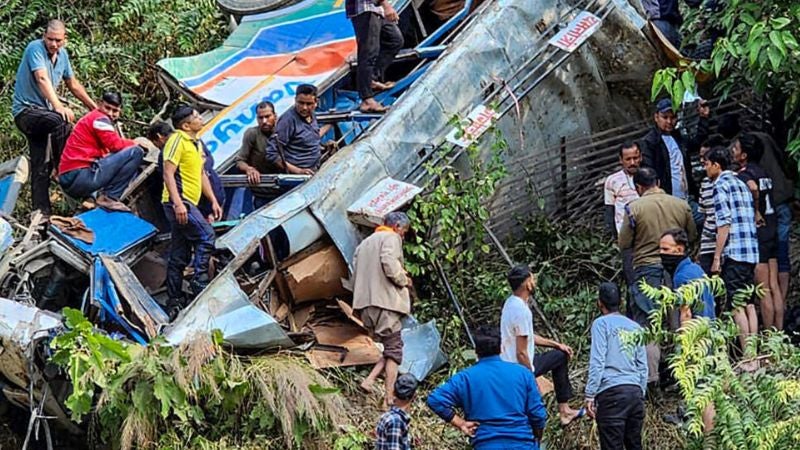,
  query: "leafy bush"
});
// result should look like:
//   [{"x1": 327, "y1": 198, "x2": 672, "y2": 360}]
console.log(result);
[
  {"x1": 50, "y1": 308, "x2": 348, "y2": 449},
  {"x1": 623, "y1": 278, "x2": 800, "y2": 450}
]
